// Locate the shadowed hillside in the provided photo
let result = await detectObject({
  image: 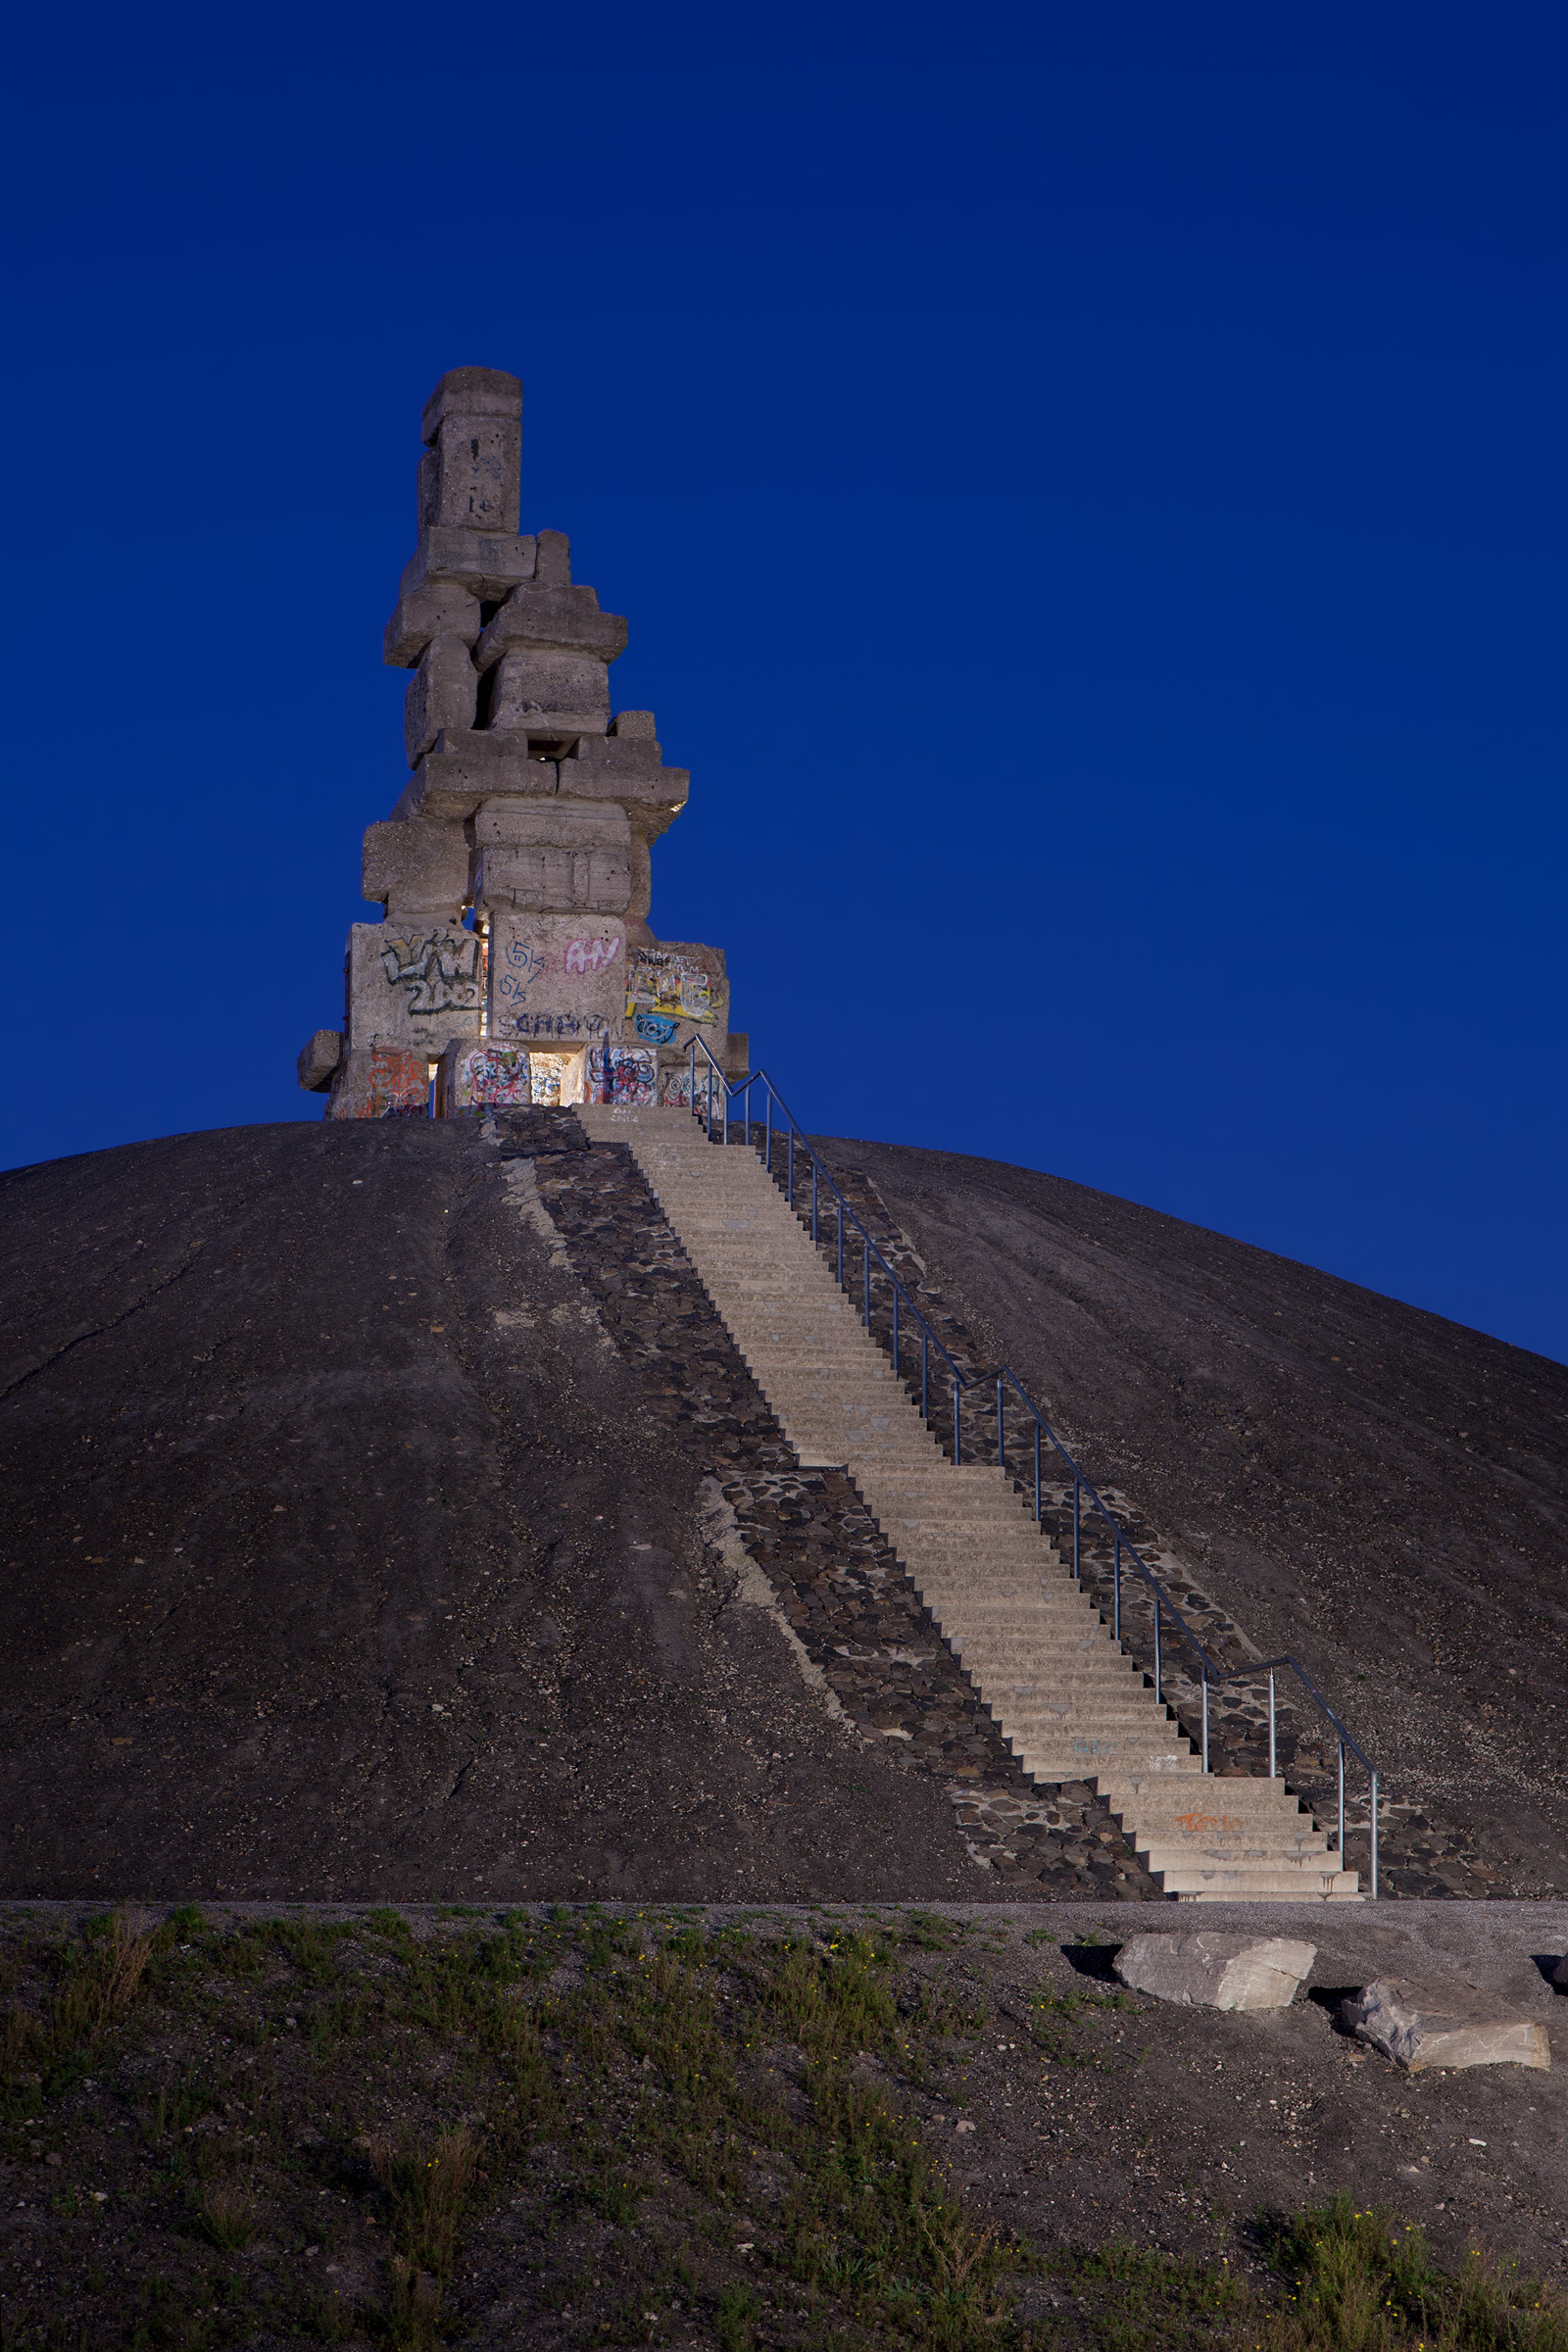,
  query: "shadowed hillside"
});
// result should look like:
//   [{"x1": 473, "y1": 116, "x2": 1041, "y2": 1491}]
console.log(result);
[
  {"x1": 0, "y1": 1121, "x2": 978, "y2": 1902},
  {"x1": 820, "y1": 1134, "x2": 1568, "y2": 1895},
  {"x1": 3, "y1": 1116, "x2": 1566, "y2": 1901}
]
